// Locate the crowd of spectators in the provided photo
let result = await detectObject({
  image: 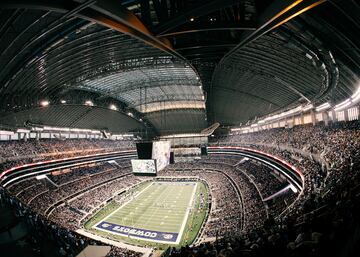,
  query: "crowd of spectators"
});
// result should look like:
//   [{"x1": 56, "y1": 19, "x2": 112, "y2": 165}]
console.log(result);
[
  {"x1": 170, "y1": 120, "x2": 360, "y2": 256},
  {"x1": 236, "y1": 160, "x2": 289, "y2": 199},
  {"x1": 188, "y1": 157, "x2": 296, "y2": 232},
  {"x1": 45, "y1": 170, "x2": 132, "y2": 213},
  {"x1": 1, "y1": 120, "x2": 359, "y2": 256},
  {"x1": 0, "y1": 138, "x2": 135, "y2": 171},
  {"x1": 0, "y1": 187, "x2": 144, "y2": 257},
  {"x1": 105, "y1": 245, "x2": 142, "y2": 257},
  {"x1": 49, "y1": 175, "x2": 146, "y2": 230},
  {"x1": 1, "y1": 162, "x2": 145, "y2": 256},
  {"x1": 5, "y1": 161, "x2": 147, "y2": 230},
  {"x1": 159, "y1": 165, "x2": 242, "y2": 239}
]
